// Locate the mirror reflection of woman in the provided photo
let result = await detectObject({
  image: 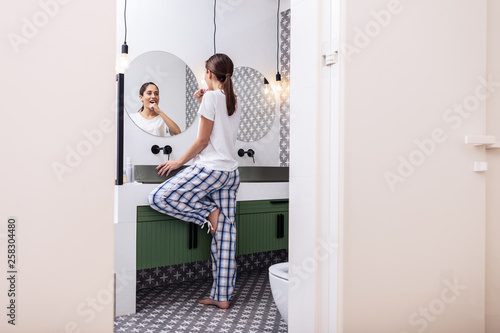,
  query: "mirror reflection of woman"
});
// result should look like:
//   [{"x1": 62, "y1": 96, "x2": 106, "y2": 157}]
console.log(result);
[{"x1": 130, "y1": 82, "x2": 181, "y2": 136}]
